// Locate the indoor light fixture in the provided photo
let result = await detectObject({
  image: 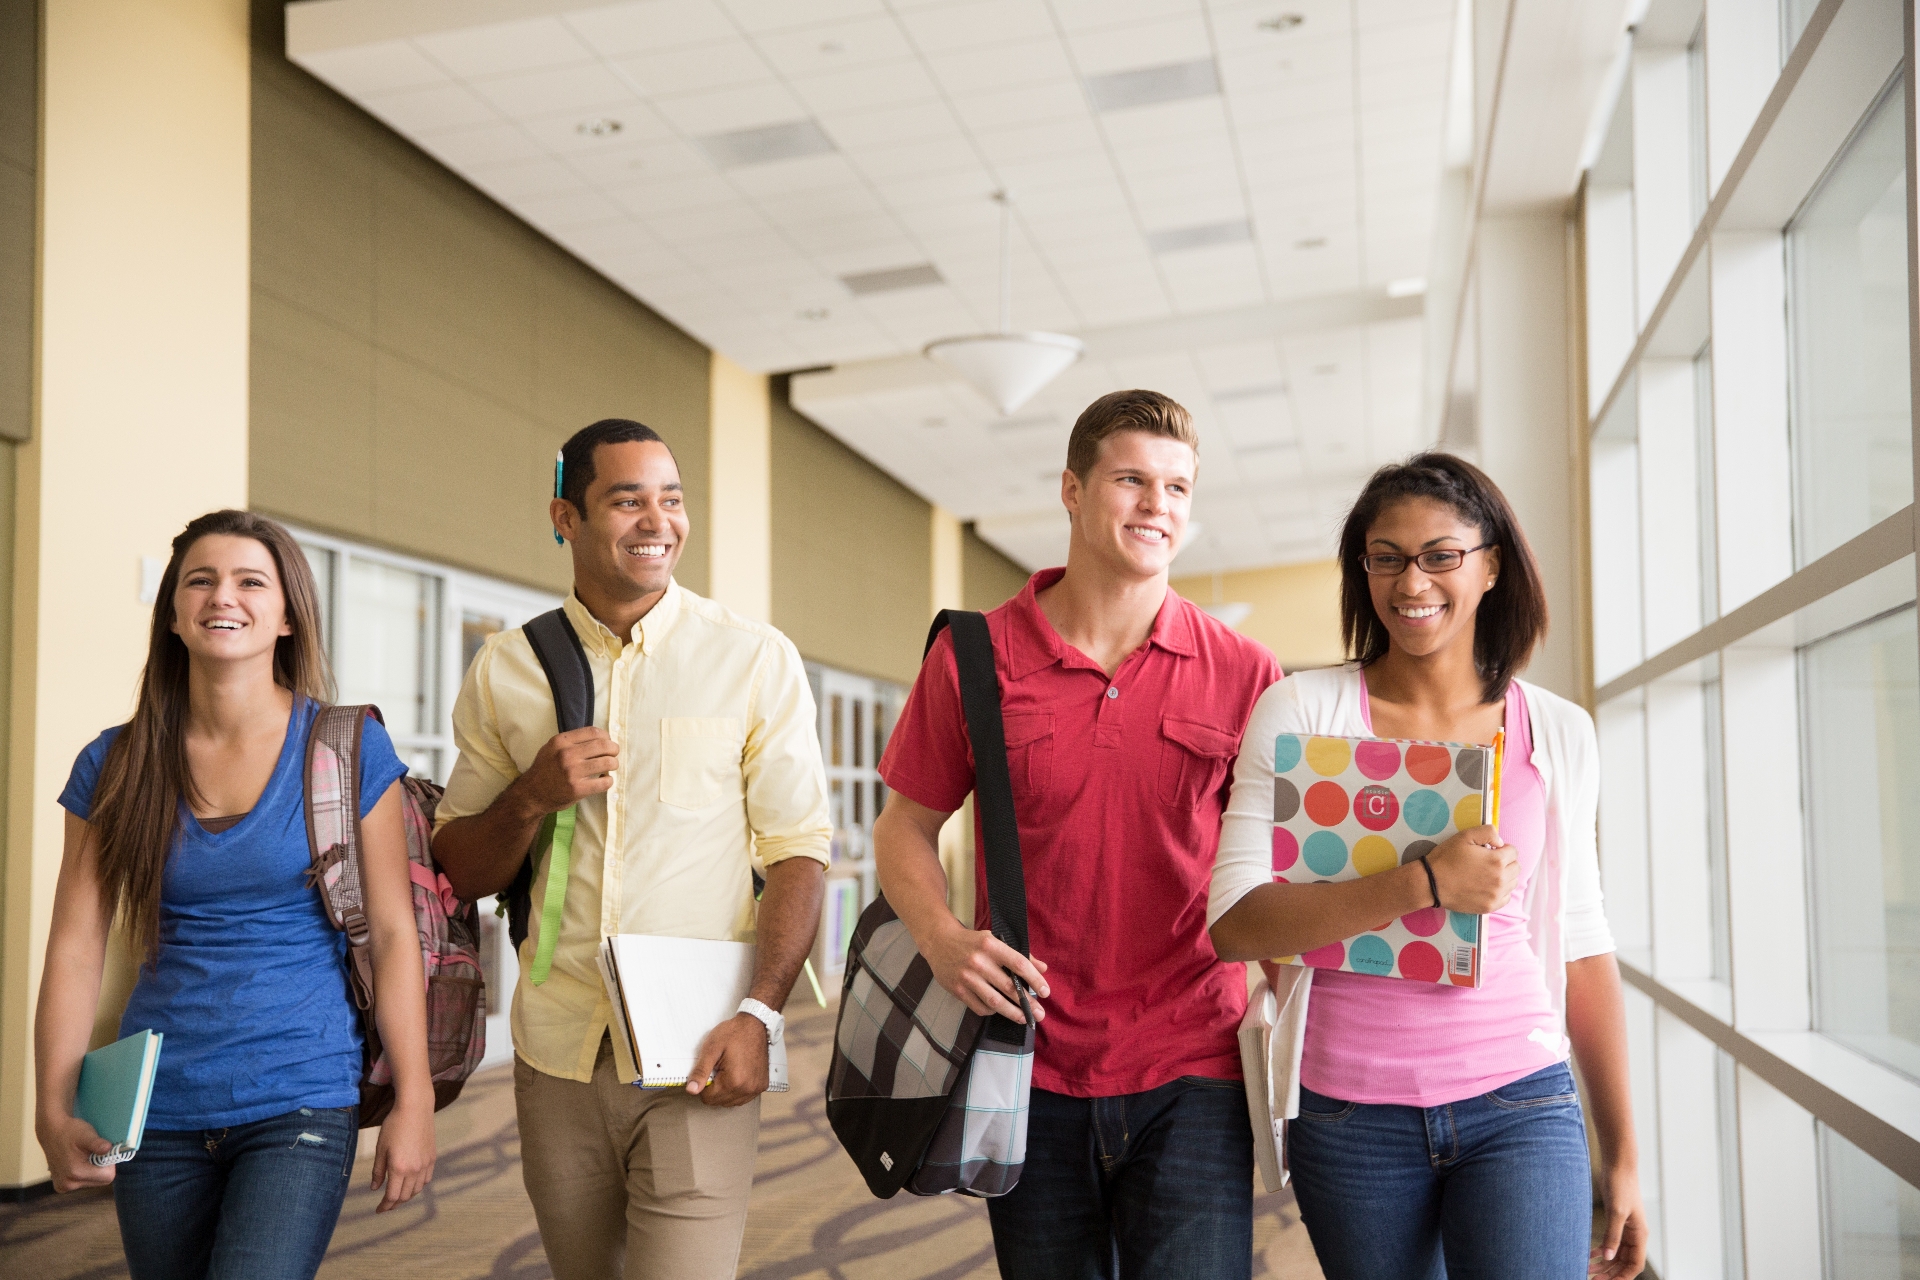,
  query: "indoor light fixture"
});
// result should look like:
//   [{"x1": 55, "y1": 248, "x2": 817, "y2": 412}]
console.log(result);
[{"x1": 924, "y1": 192, "x2": 1083, "y2": 416}]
